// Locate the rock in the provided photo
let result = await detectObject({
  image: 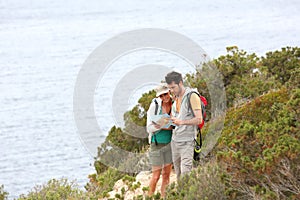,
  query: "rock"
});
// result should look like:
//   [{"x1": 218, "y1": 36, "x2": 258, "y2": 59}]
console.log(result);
[{"x1": 103, "y1": 170, "x2": 176, "y2": 200}]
